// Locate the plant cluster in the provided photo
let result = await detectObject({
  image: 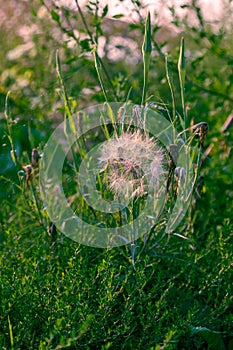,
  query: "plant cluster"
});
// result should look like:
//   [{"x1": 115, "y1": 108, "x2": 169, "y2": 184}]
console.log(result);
[{"x1": 0, "y1": 1, "x2": 232, "y2": 349}]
